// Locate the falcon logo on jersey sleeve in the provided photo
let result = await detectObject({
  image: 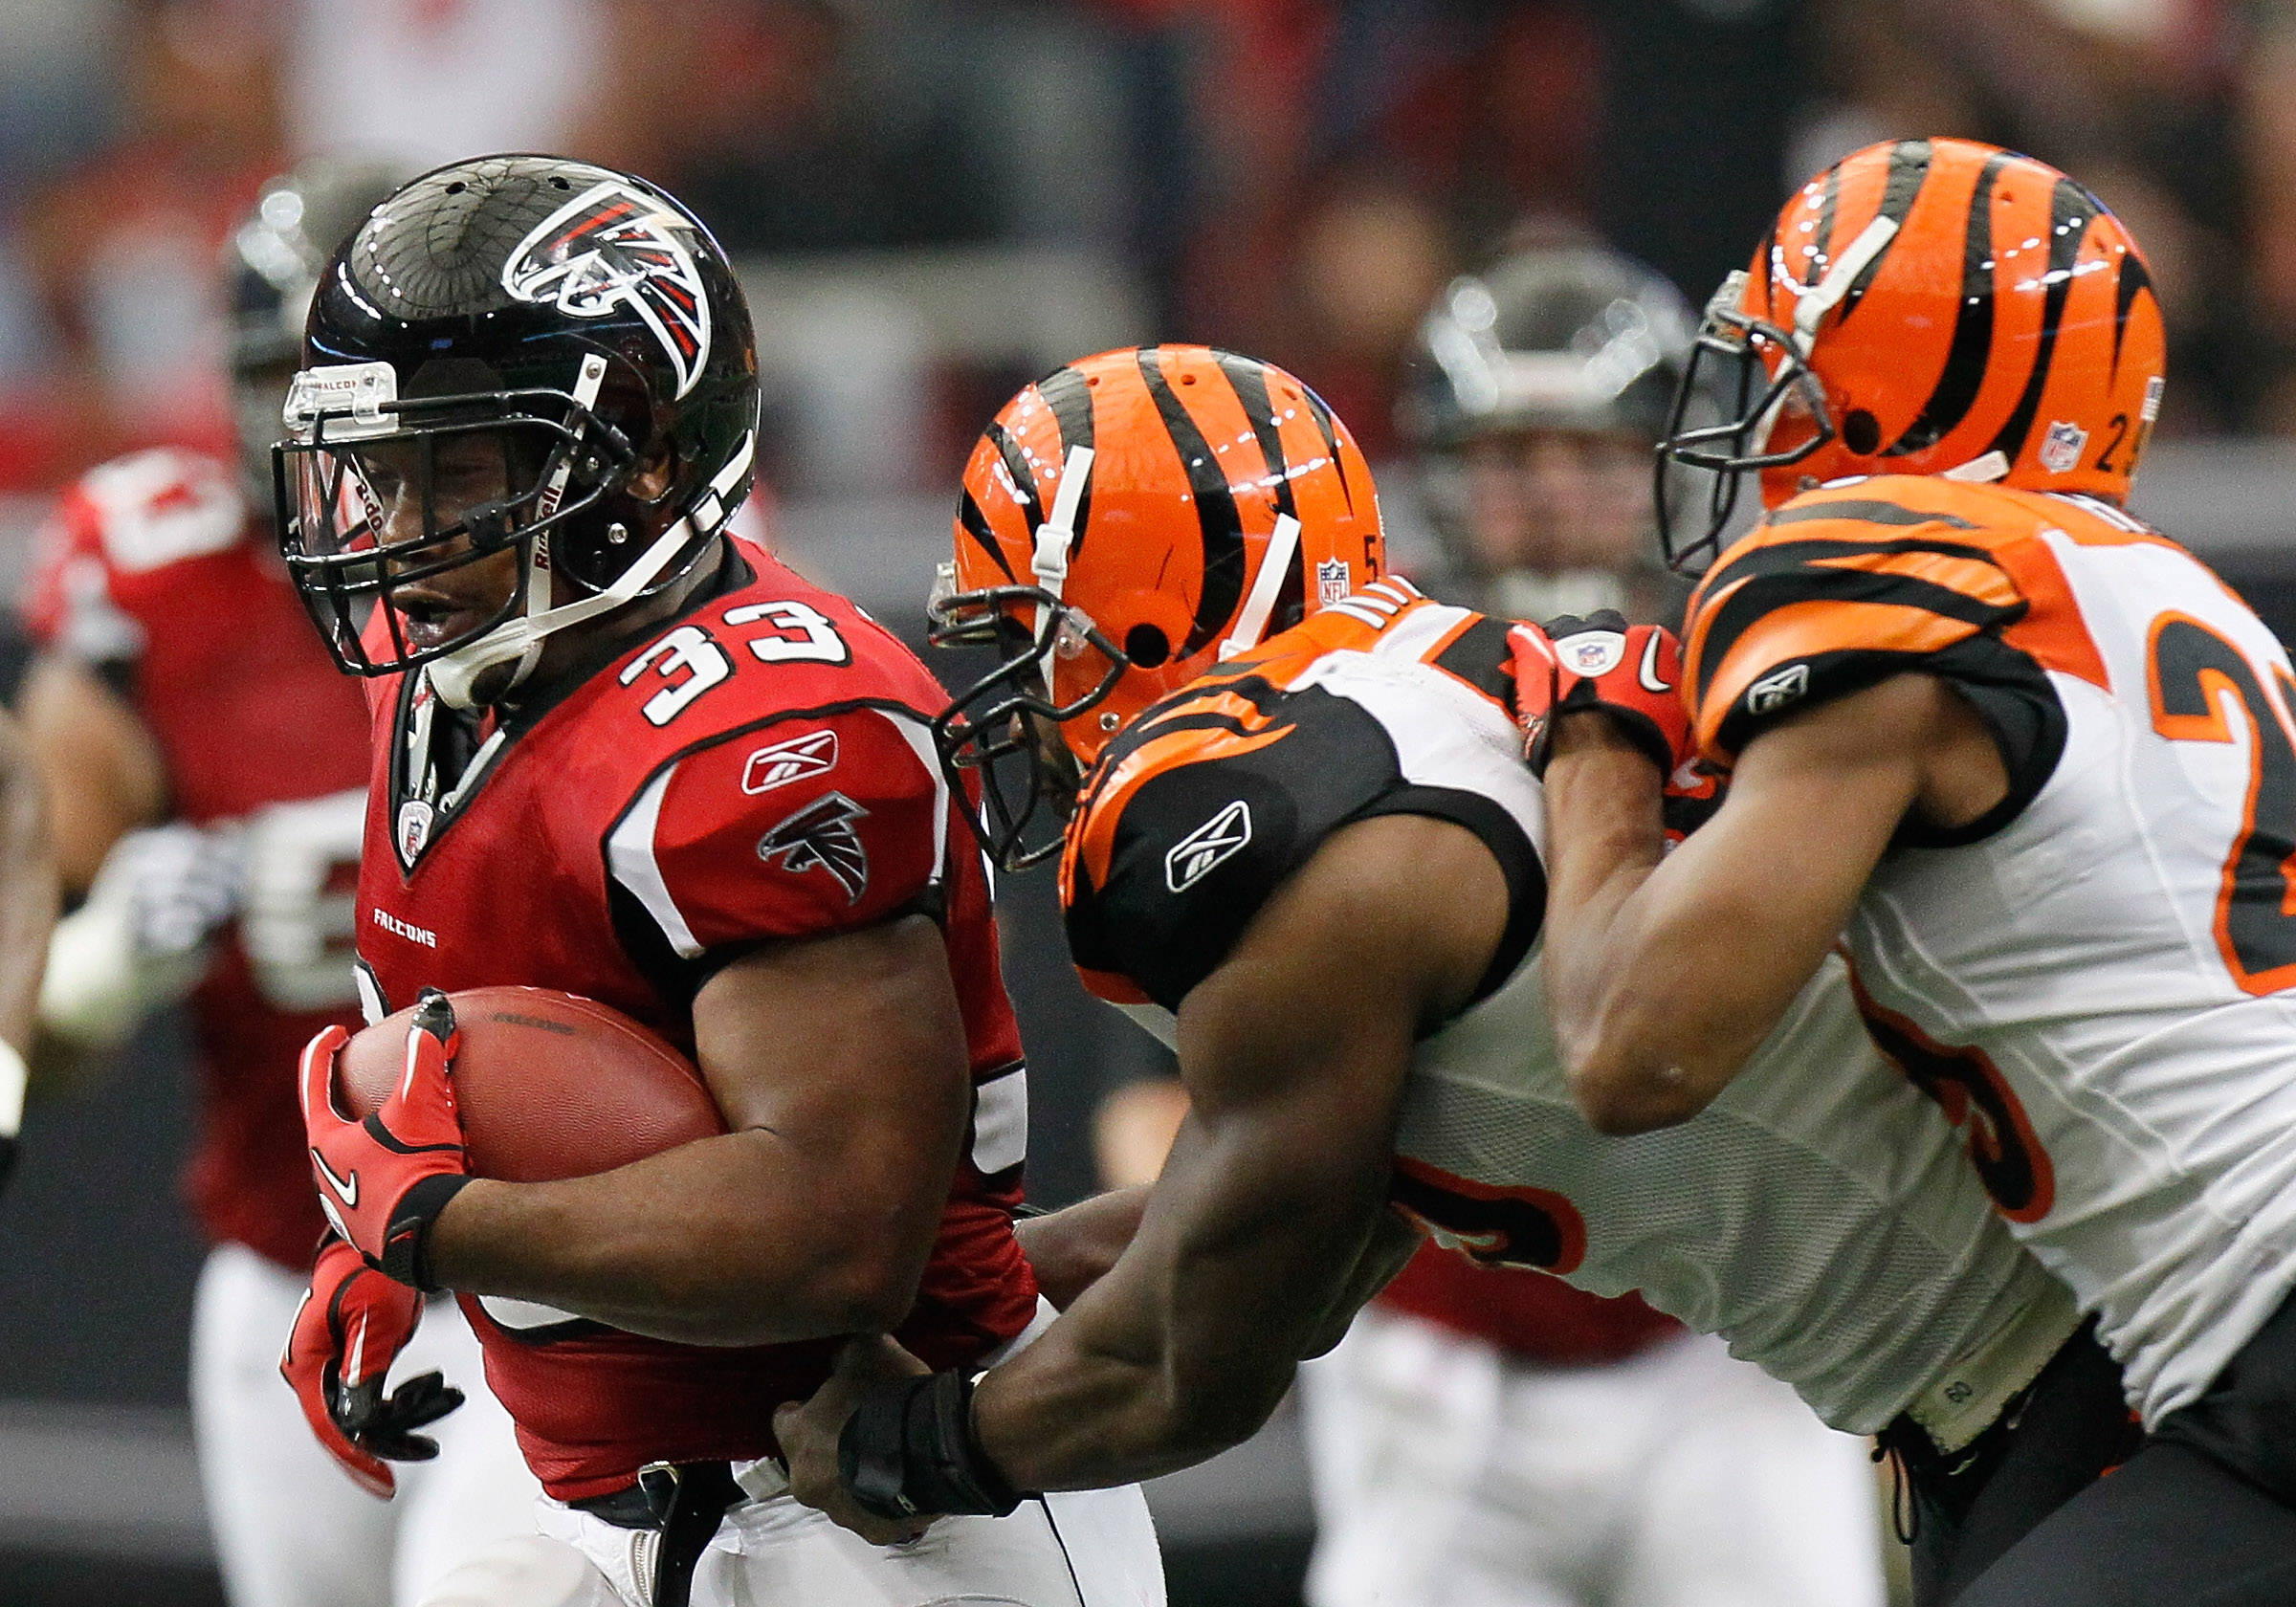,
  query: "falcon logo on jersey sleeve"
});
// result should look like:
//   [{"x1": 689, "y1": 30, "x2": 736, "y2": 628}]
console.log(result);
[
  {"x1": 1164, "y1": 800, "x2": 1252, "y2": 892},
  {"x1": 502, "y1": 181, "x2": 712, "y2": 397},
  {"x1": 740, "y1": 730, "x2": 839, "y2": 795},
  {"x1": 758, "y1": 792, "x2": 871, "y2": 903}
]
